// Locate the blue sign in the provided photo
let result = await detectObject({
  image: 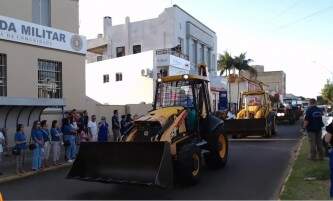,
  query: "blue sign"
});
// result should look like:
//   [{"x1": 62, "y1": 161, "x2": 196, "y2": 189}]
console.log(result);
[{"x1": 218, "y1": 91, "x2": 228, "y2": 111}]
